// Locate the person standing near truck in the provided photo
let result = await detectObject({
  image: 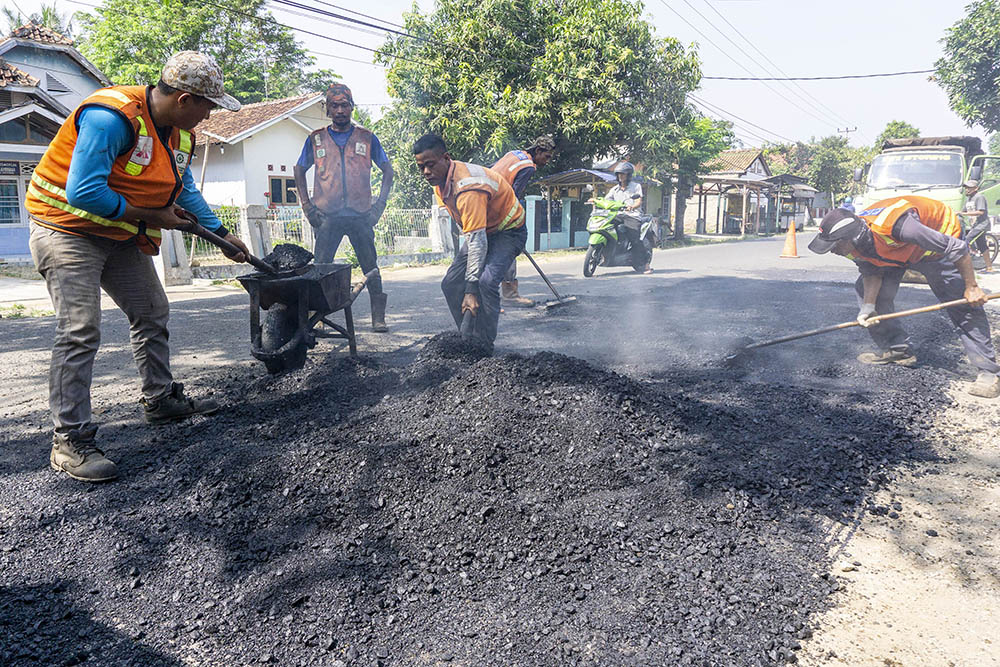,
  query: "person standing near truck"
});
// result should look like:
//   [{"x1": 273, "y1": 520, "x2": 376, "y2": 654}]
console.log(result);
[
  {"x1": 25, "y1": 51, "x2": 250, "y2": 482},
  {"x1": 293, "y1": 83, "x2": 394, "y2": 332},
  {"x1": 491, "y1": 135, "x2": 556, "y2": 307},
  {"x1": 958, "y1": 179, "x2": 994, "y2": 273},
  {"x1": 808, "y1": 195, "x2": 1000, "y2": 398}
]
